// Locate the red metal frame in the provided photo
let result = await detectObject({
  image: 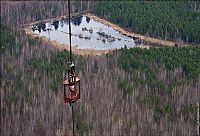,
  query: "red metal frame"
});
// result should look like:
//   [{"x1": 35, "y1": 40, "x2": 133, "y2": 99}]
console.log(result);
[{"x1": 63, "y1": 67, "x2": 80, "y2": 103}]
